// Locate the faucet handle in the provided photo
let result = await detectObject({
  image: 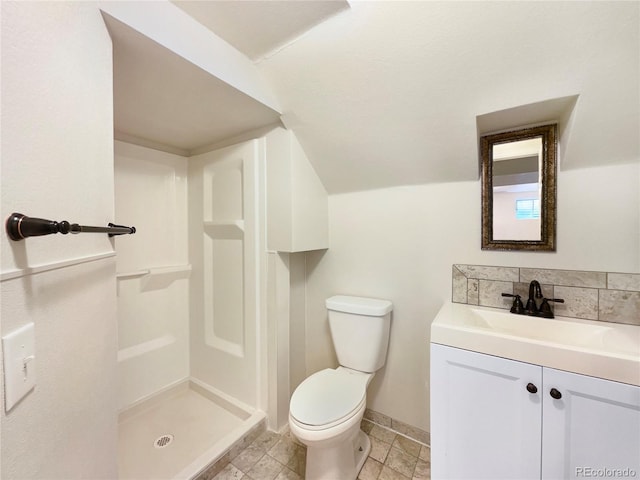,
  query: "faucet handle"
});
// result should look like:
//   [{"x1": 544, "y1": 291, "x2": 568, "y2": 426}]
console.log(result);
[
  {"x1": 539, "y1": 298, "x2": 565, "y2": 318},
  {"x1": 501, "y1": 293, "x2": 525, "y2": 314}
]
